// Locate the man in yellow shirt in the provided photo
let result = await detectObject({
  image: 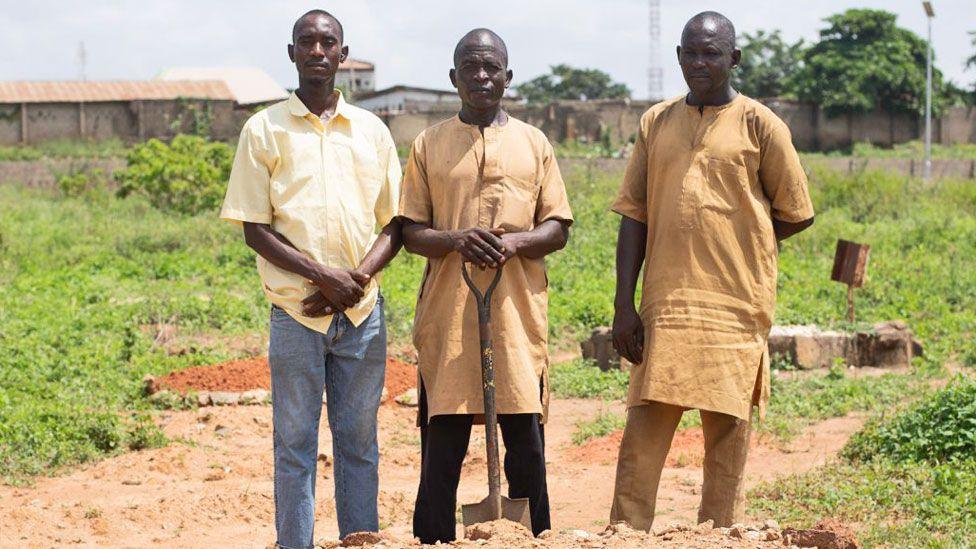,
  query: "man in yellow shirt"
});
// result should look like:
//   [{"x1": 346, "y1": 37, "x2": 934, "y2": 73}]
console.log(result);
[
  {"x1": 609, "y1": 11, "x2": 814, "y2": 530},
  {"x1": 398, "y1": 29, "x2": 573, "y2": 544},
  {"x1": 219, "y1": 10, "x2": 401, "y2": 547}
]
